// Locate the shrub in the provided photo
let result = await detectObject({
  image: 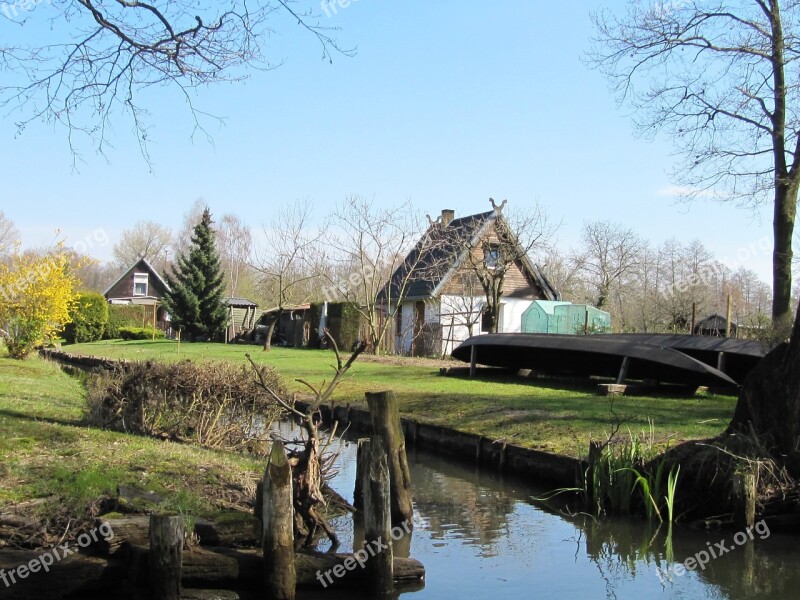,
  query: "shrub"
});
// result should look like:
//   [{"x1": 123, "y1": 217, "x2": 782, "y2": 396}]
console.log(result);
[
  {"x1": 64, "y1": 292, "x2": 109, "y2": 344},
  {"x1": 0, "y1": 249, "x2": 78, "y2": 358},
  {"x1": 104, "y1": 304, "x2": 147, "y2": 339},
  {"x1": 86, "y1": 360, "x2": 286, "y2": 456},
  {"x1": 118, "y1": 326, "x2": 166, "y2": 340},
  {"x1": 326, "y1": 302, "x2": 362, "y2": 351}
]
